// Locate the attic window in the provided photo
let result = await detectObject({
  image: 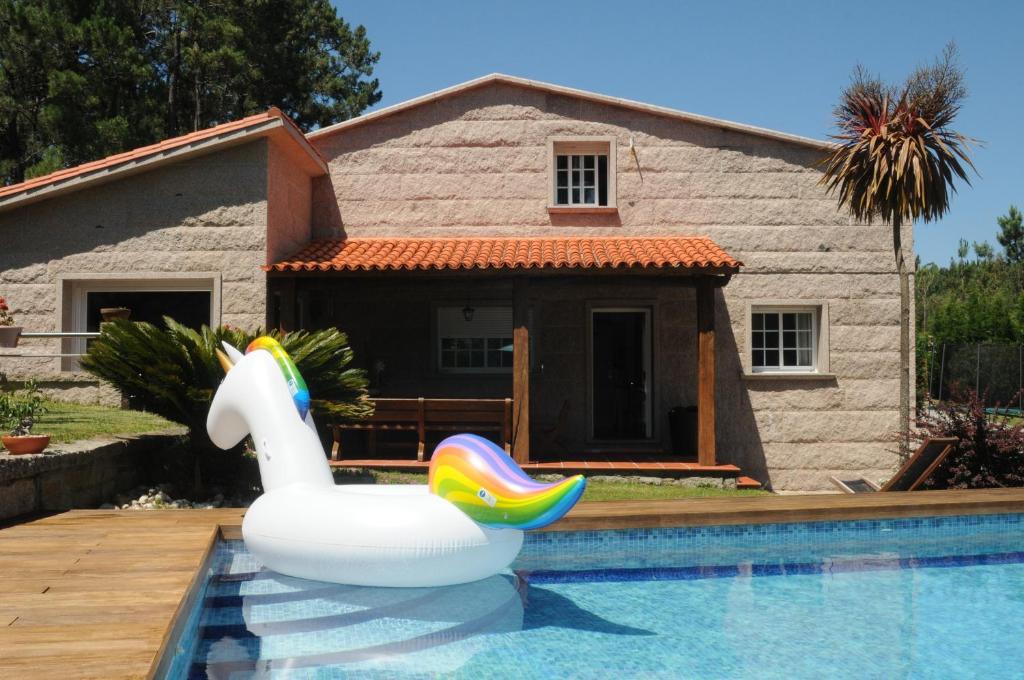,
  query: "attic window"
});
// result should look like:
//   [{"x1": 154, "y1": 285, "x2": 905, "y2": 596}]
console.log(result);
[
  {"x1": 547, "y1": 137, "x2": 616, "y2": 212},
  {"x1": 556, "y1": 153, "x2": 607, "y2": 206}
]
